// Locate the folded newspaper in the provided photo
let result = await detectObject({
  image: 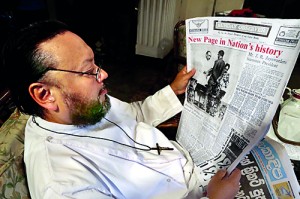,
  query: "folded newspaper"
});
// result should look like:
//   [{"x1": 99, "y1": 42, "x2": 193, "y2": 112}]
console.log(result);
[{"x1": 176, "y1": 16, "x2": 300, "y2": 198}]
